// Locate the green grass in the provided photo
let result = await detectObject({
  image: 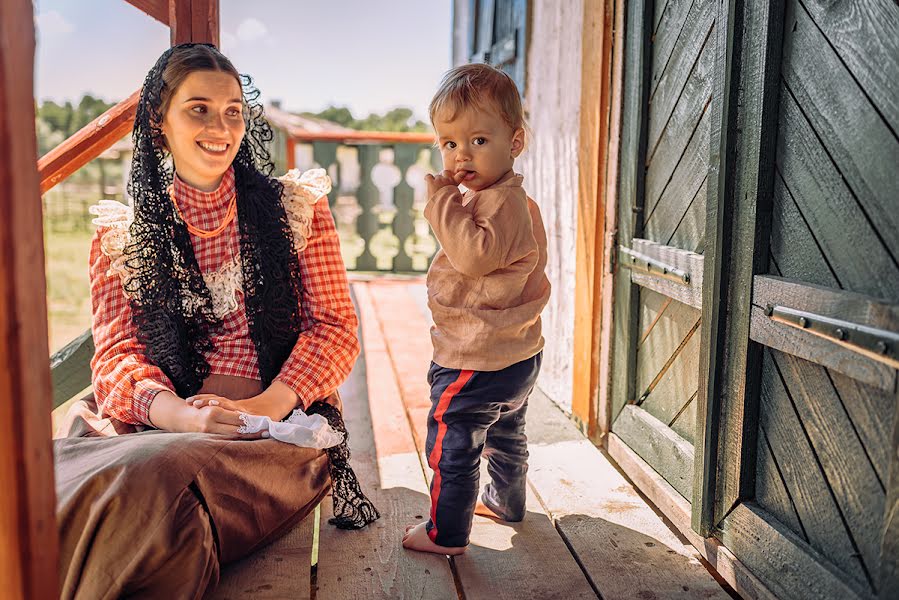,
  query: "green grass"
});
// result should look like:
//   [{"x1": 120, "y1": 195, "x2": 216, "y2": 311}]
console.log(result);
[{"x1": 44, "y1": 226, "x2": 94, "y2": 353}]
